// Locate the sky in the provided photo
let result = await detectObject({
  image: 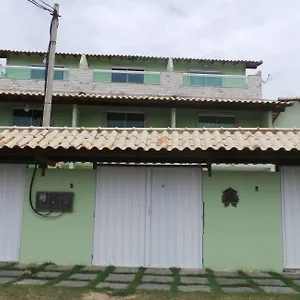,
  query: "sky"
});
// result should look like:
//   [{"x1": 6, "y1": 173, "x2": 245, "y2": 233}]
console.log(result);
[{"x1": 1, "y1": 0, "x2": 299, "y2": 99}]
